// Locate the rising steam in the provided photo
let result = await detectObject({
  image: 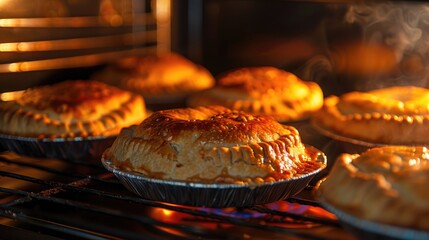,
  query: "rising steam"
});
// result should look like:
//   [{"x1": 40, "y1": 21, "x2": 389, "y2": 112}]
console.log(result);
[
  {"x1": 346, "y1": 3, "x2": 429, "y2": 64},
  {"x1": 300, "y1": 2, "x2": 429, "y2": 93}
]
